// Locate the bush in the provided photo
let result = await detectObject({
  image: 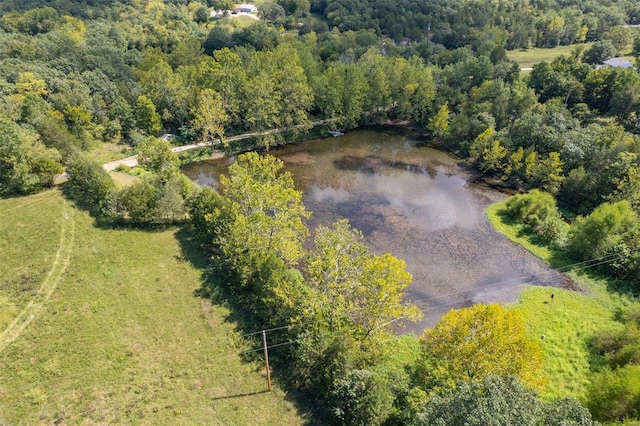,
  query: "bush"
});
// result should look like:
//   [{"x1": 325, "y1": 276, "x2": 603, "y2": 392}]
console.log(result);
[
  {"x1": 330, "y1": 369, "x2": 395, "y2": 426},
  {"x1": 505, "y1": 189, "x2": 567, "y2": 242},
  {"x1": 66, "y1": 154, "x2": 115, "y2": 214},
  {"x1": 588, "y1": 365, "x2": 640, "y2": 422},
  {"x1": 567, "y1": 200, "x2": 638, "y2": 261}
]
